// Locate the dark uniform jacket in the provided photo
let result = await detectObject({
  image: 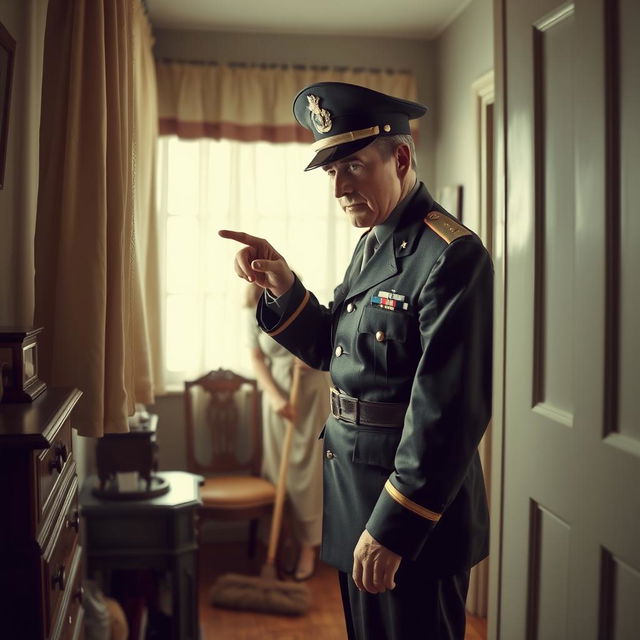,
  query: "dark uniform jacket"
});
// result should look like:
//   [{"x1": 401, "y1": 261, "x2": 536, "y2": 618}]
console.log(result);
[{"x1": 258, "y1": 182, "x2": 493, "y2": 577}]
